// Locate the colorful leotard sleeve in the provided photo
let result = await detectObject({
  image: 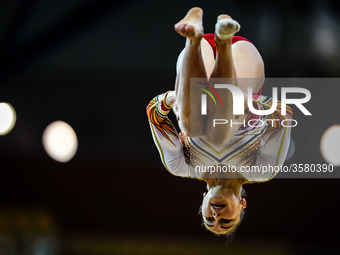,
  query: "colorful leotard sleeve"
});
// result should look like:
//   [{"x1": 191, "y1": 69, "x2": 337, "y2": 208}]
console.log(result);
[
  {"x1": 146, "y1": 92, "x2": 201, "y2": 179},
  {"x1": 250, "y1": 97, "x2": 293, "y2": 182}
]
